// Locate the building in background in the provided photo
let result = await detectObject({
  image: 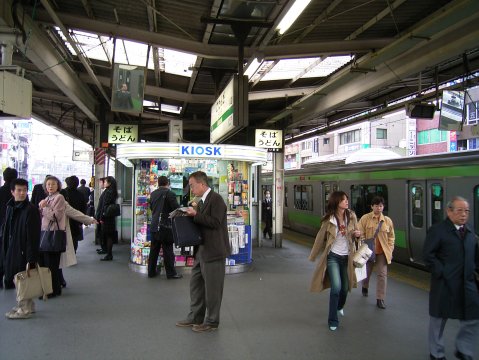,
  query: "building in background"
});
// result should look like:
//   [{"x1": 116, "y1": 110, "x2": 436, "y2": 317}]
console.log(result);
[{"x1": 0, "y1": 119, "x2": 94, "y2": 188}]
